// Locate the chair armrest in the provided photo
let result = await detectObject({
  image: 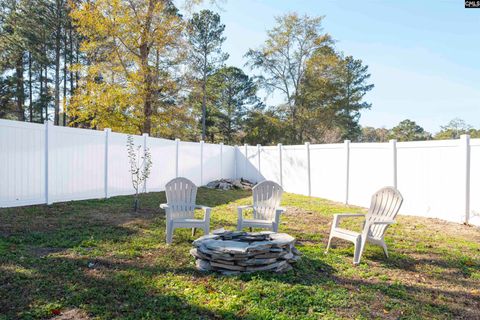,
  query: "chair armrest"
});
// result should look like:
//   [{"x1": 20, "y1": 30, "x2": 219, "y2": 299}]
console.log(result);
[
  {"x1": 332, "y1": 213, "x2": 365, "y2": 228},
  {"x1": 195, "y1": 205, "x2": 211, "y2": 222},
  {"x1": 160, "y1": 203, "x2": 170, "y2": 221},
  {"x1": 333, "y1": 213, "x2": 365, "y2": 219},
  {"x1": 237, "y1": 205, "x2": 253, "y2": 222},
  {"x1": 370, "y1": 219, "x2": 395, "y2": 226},
  {"x1": 238, "y1": 205, "x2": 253, "y2": 210}
]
